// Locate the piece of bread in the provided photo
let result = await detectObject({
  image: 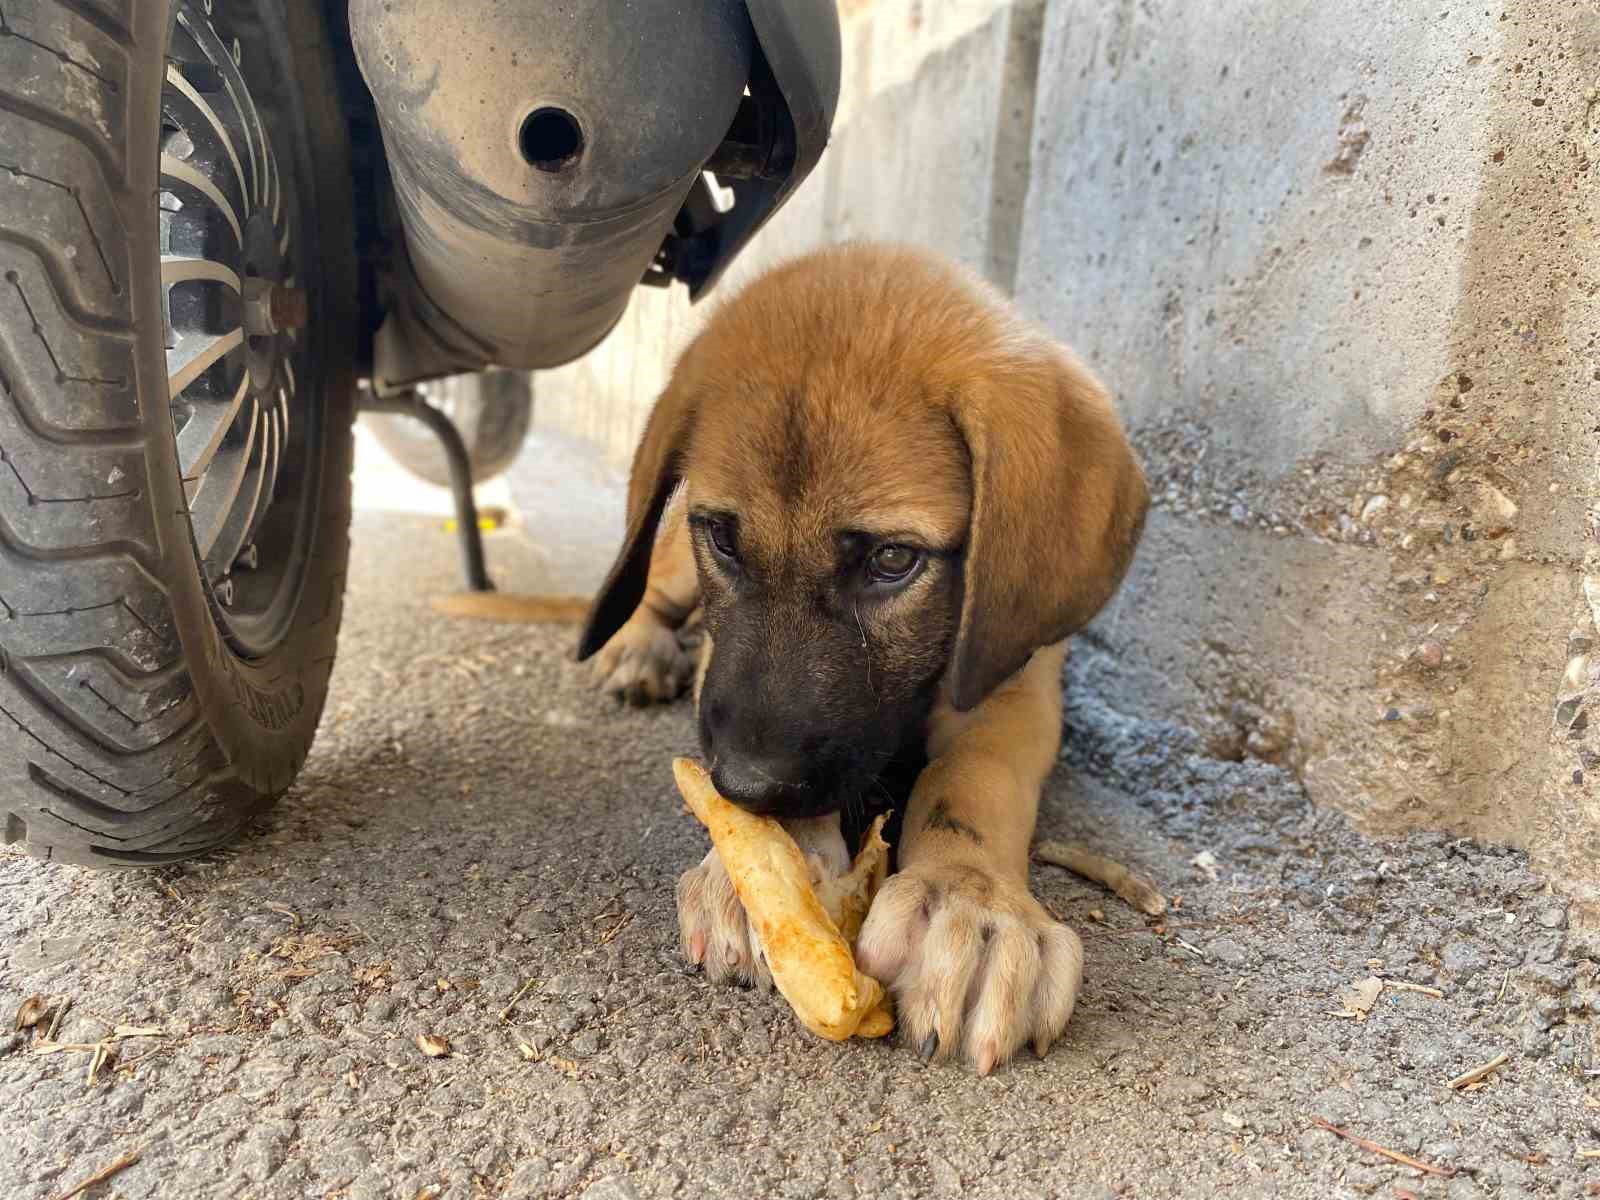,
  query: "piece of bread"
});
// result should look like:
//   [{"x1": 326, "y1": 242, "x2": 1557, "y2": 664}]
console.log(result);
[{"x1": 673, "y1": 757, "x2": 894, "y2": 1041}]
